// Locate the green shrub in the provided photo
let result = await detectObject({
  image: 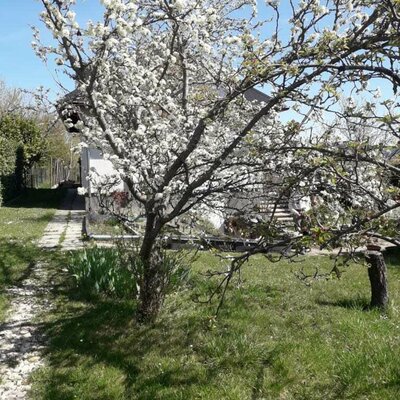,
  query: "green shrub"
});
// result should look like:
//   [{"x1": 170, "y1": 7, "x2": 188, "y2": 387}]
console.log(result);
[
  {"x1": 68, "y1": 247, "x2": 137, "y2": 299},
  {"x1": 0, "y1": 174, "x2": 18, "y2": 204},
  {"x1": 0, "y1": 135, "x2": 16, "y2": 205},
  {"x1": 14, "y1": 145, "x2": 25, "y2": 192}
]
